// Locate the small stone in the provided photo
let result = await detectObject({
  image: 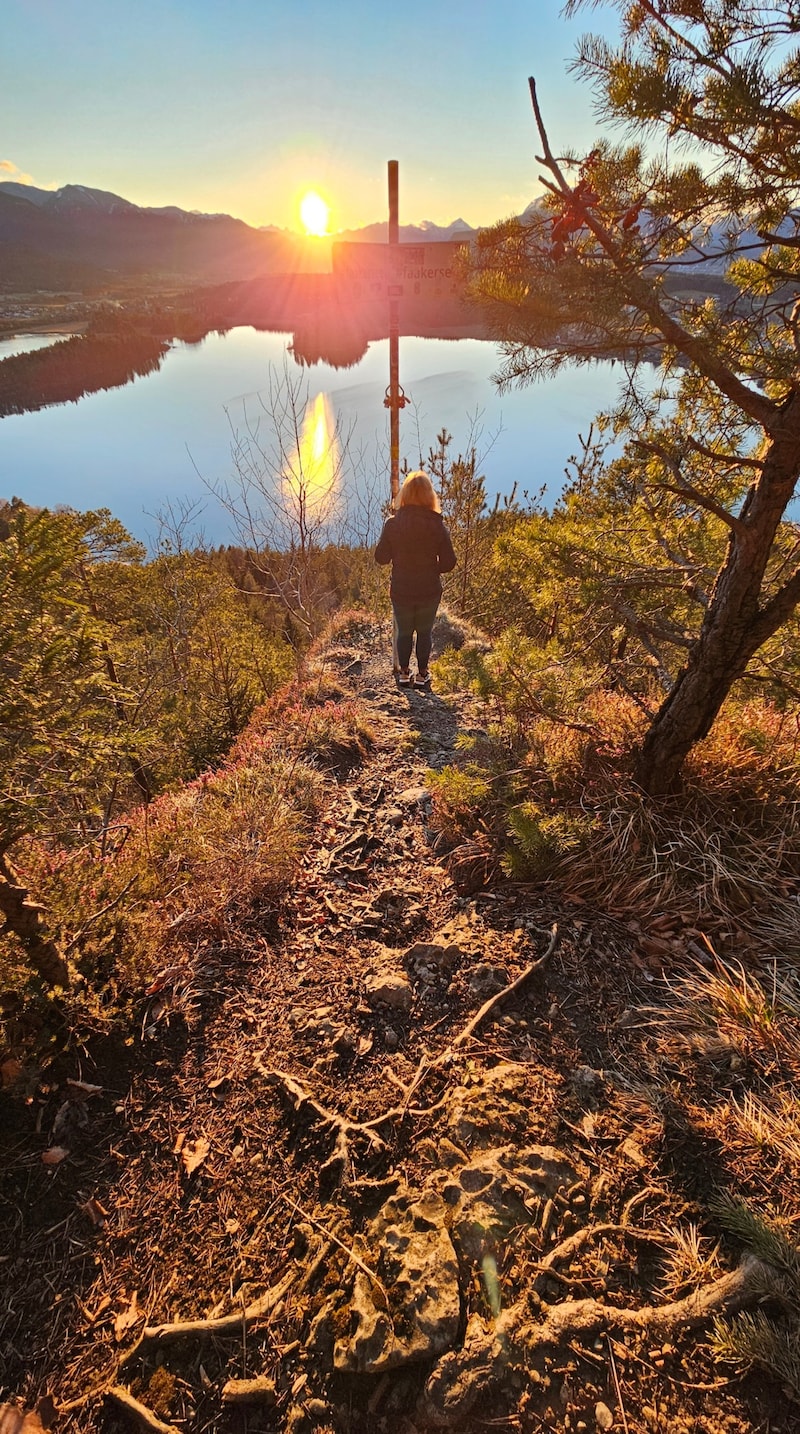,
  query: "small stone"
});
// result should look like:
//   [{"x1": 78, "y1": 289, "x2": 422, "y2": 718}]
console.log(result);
[
  {"x1": 467, "y1": 963, "x2": 508, "y2": 997},
  {"x1": 364, "y1": 971, "x2": 413, "y2": 1010},
  {"x1": 221, "y1": 1376, "x2": 277, "y2": 1405},
  {"x1": 384, "y1": 1027, "x2": 399, "y2": 1050},
  {"x1": 571, "y1": 1066, "x2": 606, "y2": 1094},
  {"x1": 304, "y1": 1399, "x2": 330, "y2": 1421},
  {"x1": 595, "y1": 1401, "x2": 614, "y2": 1430},
  {"x1": 397, "y1": 785, "x2": 430, "y2": 807}
]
